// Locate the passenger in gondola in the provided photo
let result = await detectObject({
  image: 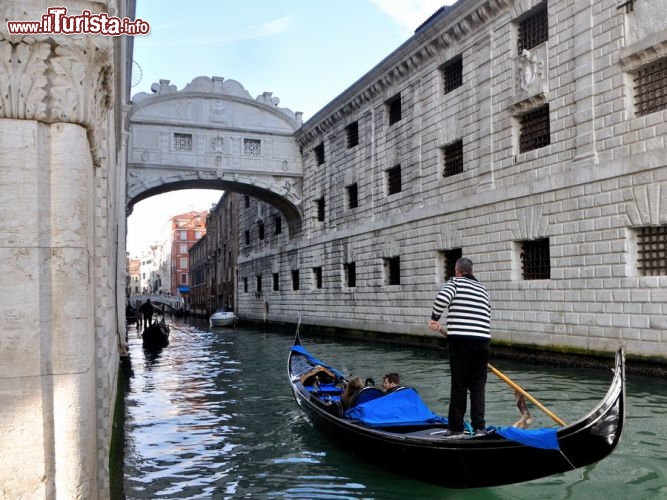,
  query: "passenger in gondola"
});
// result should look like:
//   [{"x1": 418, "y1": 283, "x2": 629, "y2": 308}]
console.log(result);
[
  {"x1": 341, "y1": 377, "x2": 364, "y2": 410},
  {"x1": 382, "y1": 372, "x2": 400, "y2": 392}
]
